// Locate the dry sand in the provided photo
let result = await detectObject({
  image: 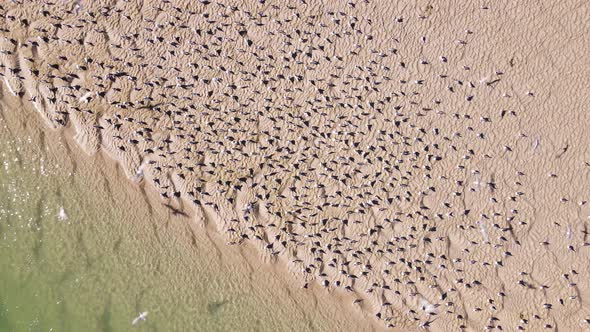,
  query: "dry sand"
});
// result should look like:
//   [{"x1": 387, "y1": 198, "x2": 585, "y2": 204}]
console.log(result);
[
  {"x1": 1, "y1": 0, "x2": 590, "y2": 330},
  {"x1": 0, "y1": 96, "x2": 383, "y2": 332}
]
